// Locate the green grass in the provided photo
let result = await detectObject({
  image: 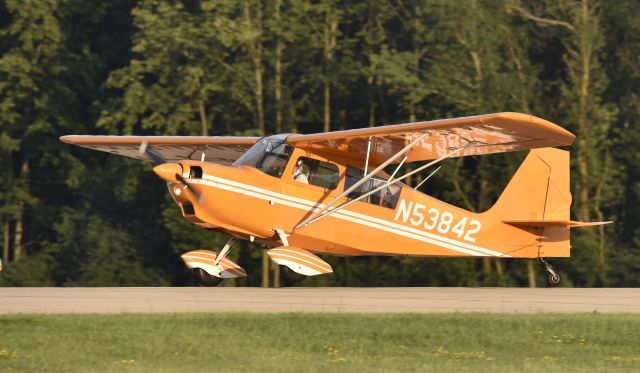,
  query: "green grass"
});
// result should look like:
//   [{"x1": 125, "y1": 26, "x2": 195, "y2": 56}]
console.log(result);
[{"x1": 0, "y1": 313, "x2": 639, "y2": 372}]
